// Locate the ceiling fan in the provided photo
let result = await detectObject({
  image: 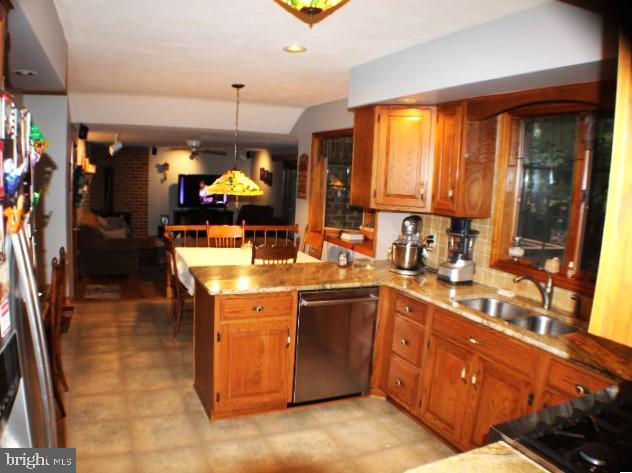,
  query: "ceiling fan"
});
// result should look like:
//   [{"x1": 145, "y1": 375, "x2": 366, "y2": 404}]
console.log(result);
[{"x1": 169, "y1": 140, "x2": 229, "y2": 160}]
